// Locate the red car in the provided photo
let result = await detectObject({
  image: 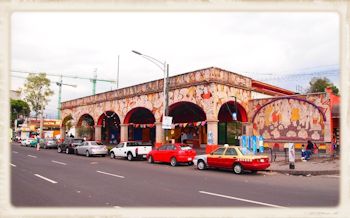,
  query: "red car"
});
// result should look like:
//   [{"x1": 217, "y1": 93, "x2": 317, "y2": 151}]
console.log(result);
[{"x1": 146, "y1": 143, "x2": 196, "y2": 167}]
